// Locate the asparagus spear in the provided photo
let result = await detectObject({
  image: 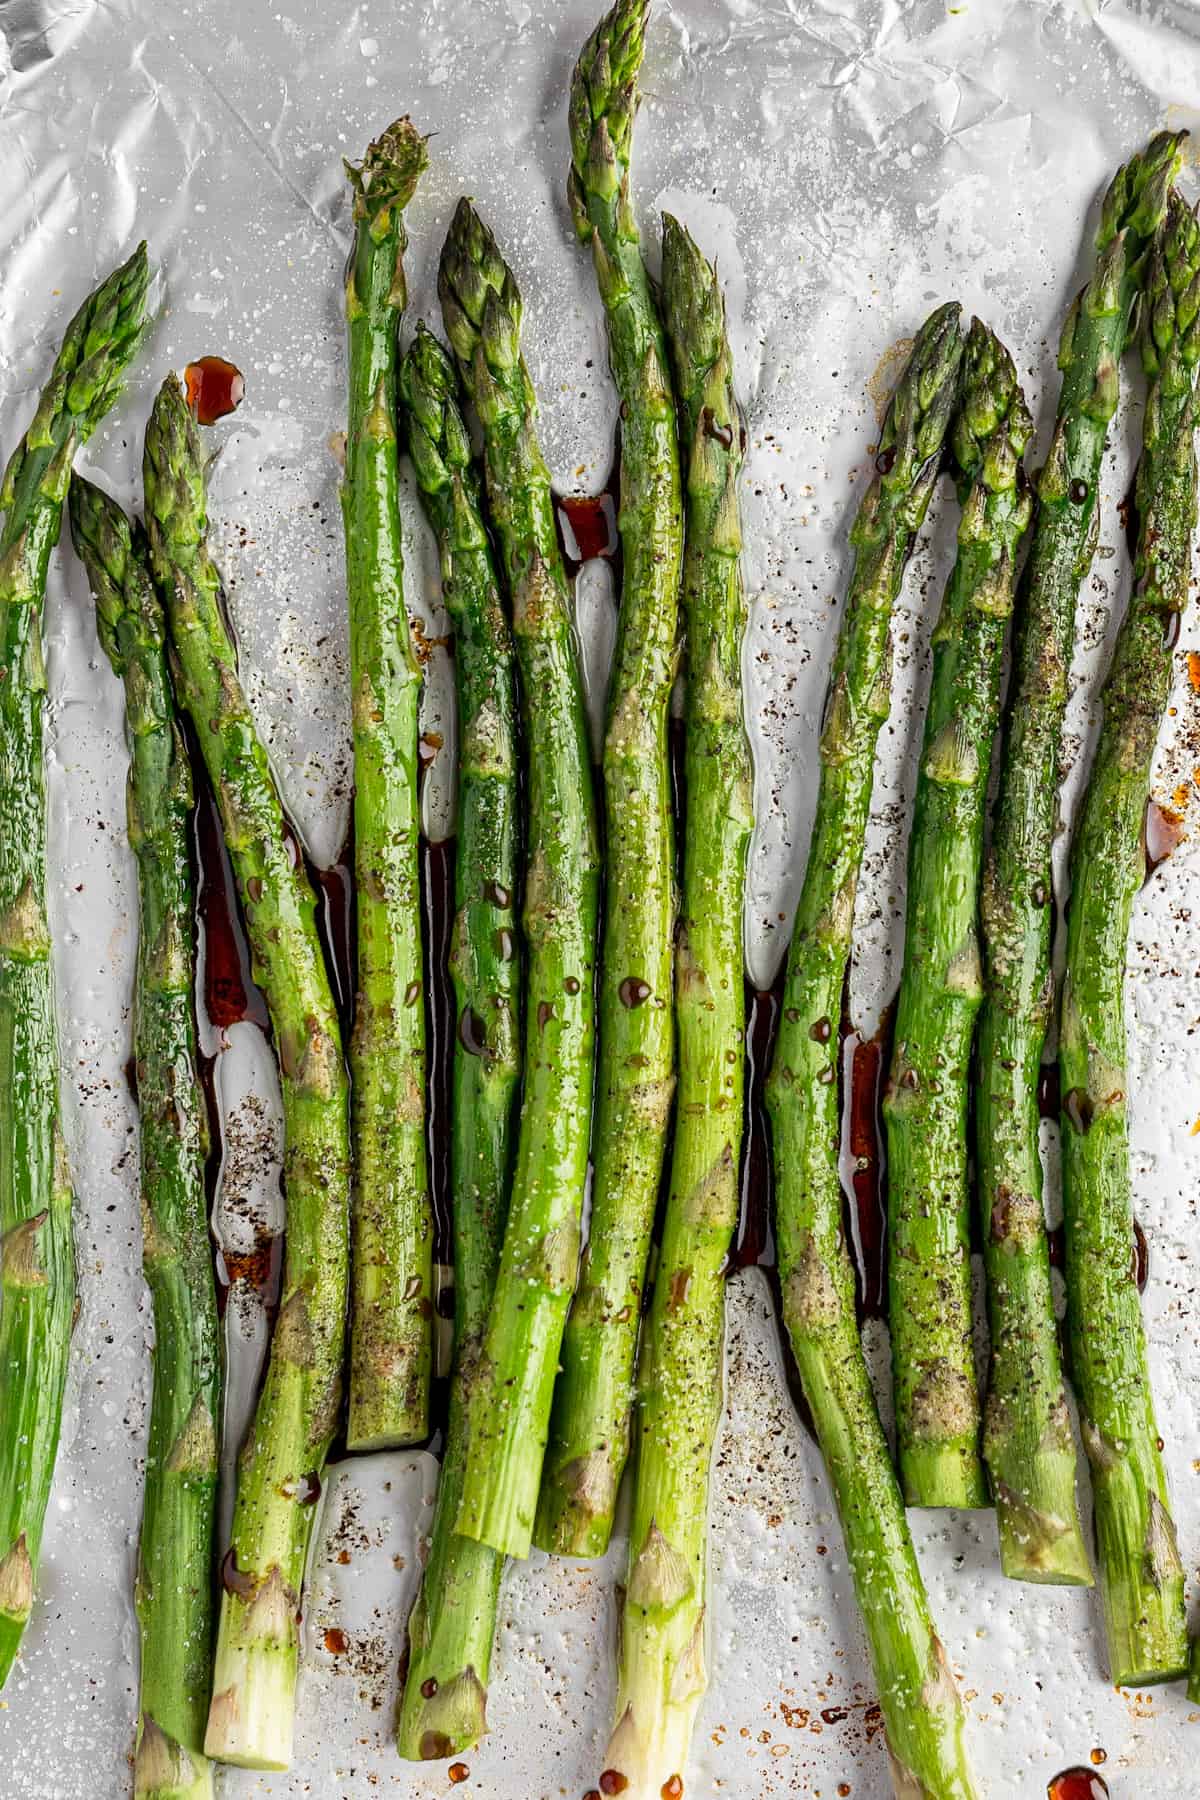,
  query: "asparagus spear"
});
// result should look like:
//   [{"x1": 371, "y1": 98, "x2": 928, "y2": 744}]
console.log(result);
[
  {"x1": 0, "y1": 244, "x2": 149, "y2": 1688},
  {"x1": 144, "y1": 375, "x2": 351, "y2": 1769},
  {"x1": 602, "y1": 215, "x2": 752, "y2": 1799},
  {"x1": 536, "y1": 0, "x2": 682, "y2": 1562},
  {"x1": 766, "y1": 305, "x2": 978, "y2": 1800},
  {"x1": 395, "y1": 325, "x2": 520, "y2": 1758},
  {"x1": 439, "y1": 199, "x2": 601, "y2": 1559},
  {"x1": 978, "y1": 131, "x2": 1182, "y2": 1583},
  {"x1": 69, "y1": 477, "x2": 220, "y2": 1800},
  {"x1": 1062, "y1": 191, "x2": 1198, "y2": 1690},
  {"x1": 342, "y1": 120, "x2": 432, "y2": 1451},
  {"x1": 884, "y1": 321, "x2": 1035, "y2": 1513}
]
